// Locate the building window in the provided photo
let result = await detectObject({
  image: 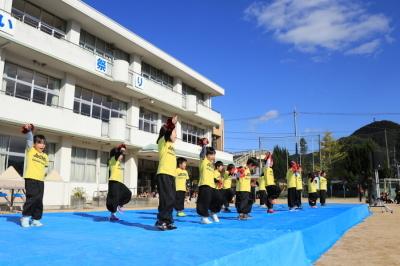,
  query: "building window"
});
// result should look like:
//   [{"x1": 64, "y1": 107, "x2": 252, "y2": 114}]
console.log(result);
[
  {"x1": 99, "y1": 151, "x2": 109, "y2": 184},
  {"x1": 73, "y1": 86, "x2": 127, "y2": 122},
  {"x1": 12, "y1": 0, "x2": 66, "y2": 38},
  {"x1": 181, "y1": 122, "x2": 205, "y2": 145},
  {"x1": 2, "y1": 62, "x2": 60, "y2": 107},
  {"x1": 79, "y1": 29, "x2": 113, "y2": 60},
  {"x1": 183, "y1": 83, "x2": 206, "y2": 106},
  {"x1": 47, "y1": 143, "x2": 56, "y2": 172},
  {"x1": 71, "y1": 147, "x2": 97, "y2": 183},
  {"x1": 141, "y1": 62, "x2": 173, "y2": 89},
  {"x1": 0, "y1": 134, "x2": 55, "y2": 176},
  {"x1": 139, "y1": 107, "x2": 158, "y2": 133}
]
